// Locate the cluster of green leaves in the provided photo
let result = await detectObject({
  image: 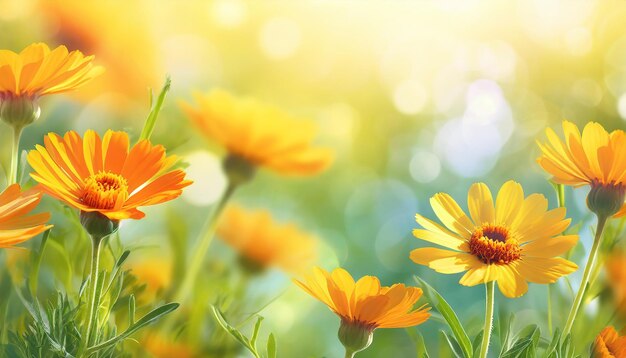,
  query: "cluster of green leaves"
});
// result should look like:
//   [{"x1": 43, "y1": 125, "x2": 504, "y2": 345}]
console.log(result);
[
  {"x1": 211, "y1": 305, "x2": 276, "y2": 358},
  {"x1": 412, "y1": 277, "x2": 581, "y2": 358}
]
